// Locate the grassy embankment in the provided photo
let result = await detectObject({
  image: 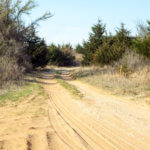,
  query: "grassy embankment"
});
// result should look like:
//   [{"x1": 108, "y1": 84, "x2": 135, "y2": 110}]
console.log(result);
[{"x1": 72, "y1": 64, "x2": 150, "y2": 104}]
